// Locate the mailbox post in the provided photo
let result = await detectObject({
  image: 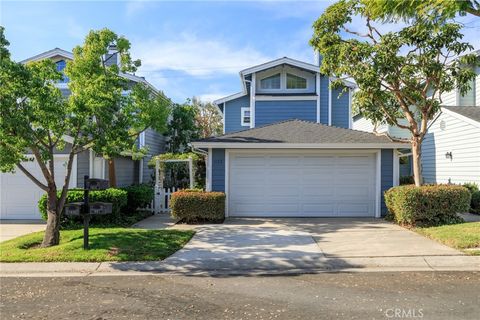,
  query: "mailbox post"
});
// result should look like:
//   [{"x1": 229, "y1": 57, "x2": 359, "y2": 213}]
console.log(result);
[{"x1": 64, "y1": 175, "x2": 112, "y2": 250}]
